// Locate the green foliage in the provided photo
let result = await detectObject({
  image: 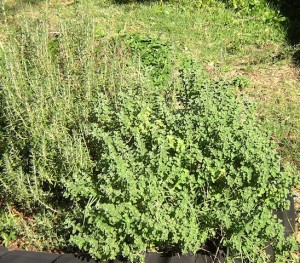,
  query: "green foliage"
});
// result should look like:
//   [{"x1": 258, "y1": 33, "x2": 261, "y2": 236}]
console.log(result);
[
  {"x1": 231, "y1": 76, "x2": 251, "y2": 90},
  {"x1": 0, "y1": 18, "x2": 297, "y2": 262},
  {"x1": 172, "y1": 0, "x2": 285, "y2": 24},
  {"x1": 0, "y1": 210, "x2": 17, "y2": 247},
  {"x1": 222, "y1": 0, "x2": 285, "y2": 23},
  {"x1": 123, "y1": 34, "x2": 172, "y2": 87}
]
